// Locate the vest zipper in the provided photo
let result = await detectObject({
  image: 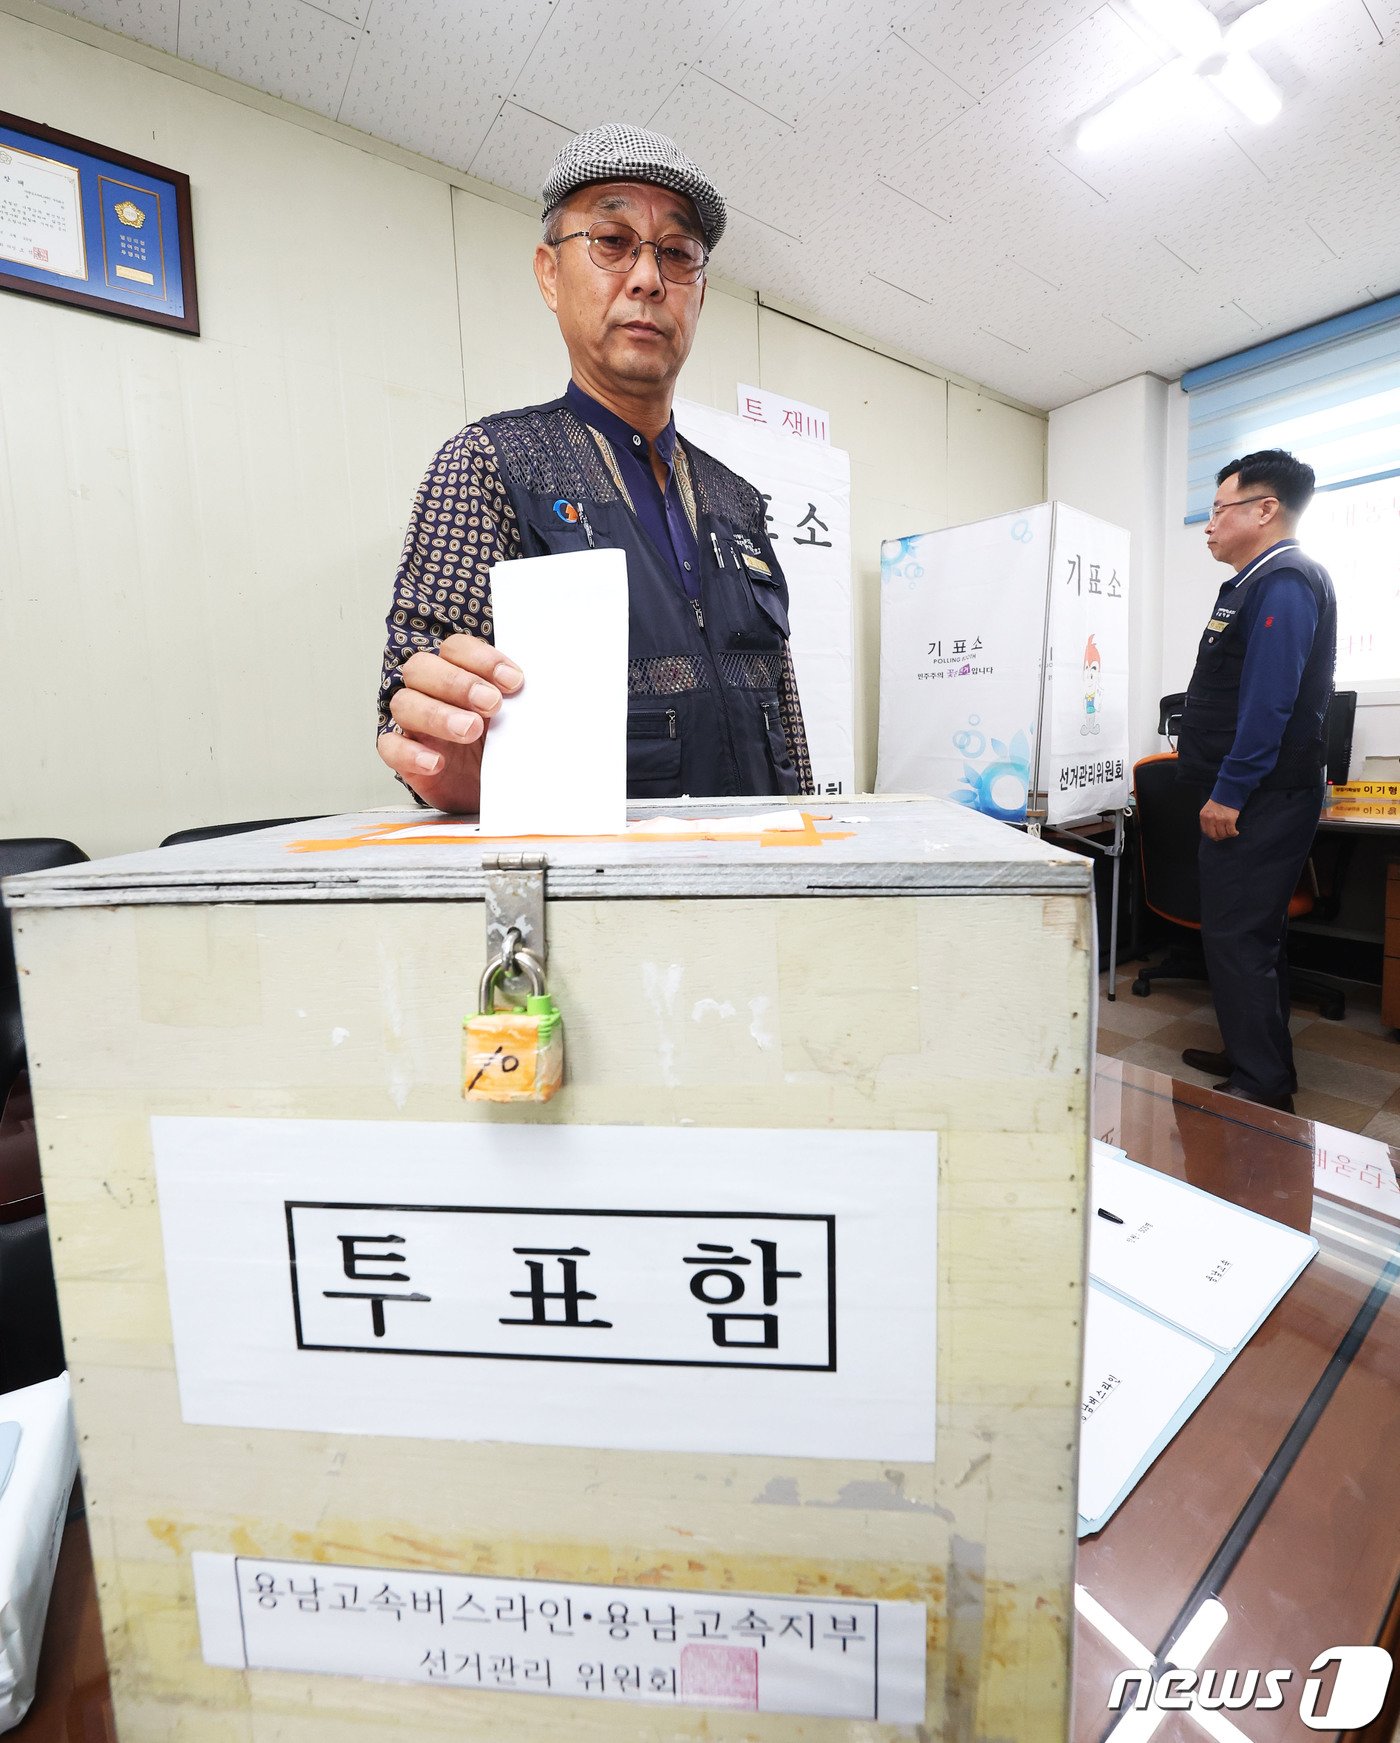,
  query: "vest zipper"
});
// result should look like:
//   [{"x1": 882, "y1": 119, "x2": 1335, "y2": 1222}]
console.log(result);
[
  {"x1": 691, "y1": 597, "x2": 705, "y2": 631},
  {"x1": 667, "y1": 708, "x2": 677, "y2": 739}
]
